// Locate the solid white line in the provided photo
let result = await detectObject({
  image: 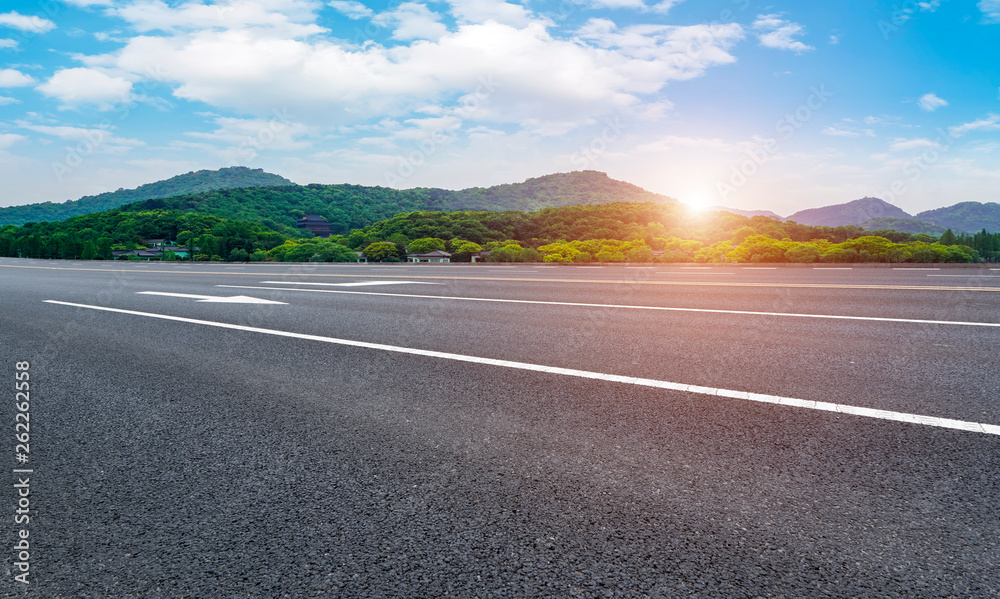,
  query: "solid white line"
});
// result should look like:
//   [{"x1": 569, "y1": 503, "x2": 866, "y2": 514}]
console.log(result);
[
  {"x1": 926, "y1": 274, "x2": 1000, "y2": 278},
  {"x1": 42, "y1": 300, "x2": 1000, "y2": 437},
  {"x1": 743, "y1": 267, "x2": 777, "y2": 270},
  {"x1": 223, "y1": 284, "x2": 1000, "y2": 329},
  {"x1": 262, "y1": 280, "x2": 442, "y2": 287},
  {"x1": 814, "y1": 268, "x2": 852, "y2": 270},
  {"x1": 656, "y1": 272, "x2": 736, "y2": 276},
  {"x1": 894, "y1": 268, "x2": 940, "y2": 270}
]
